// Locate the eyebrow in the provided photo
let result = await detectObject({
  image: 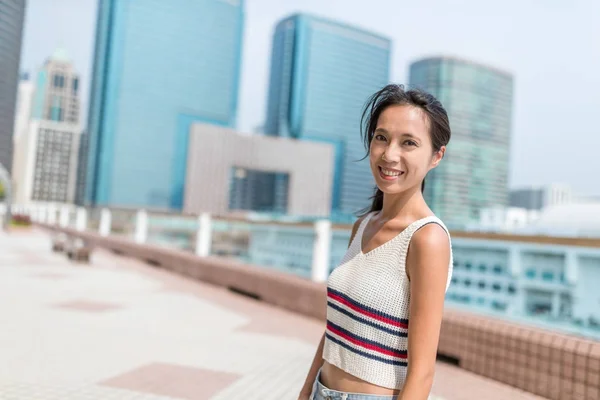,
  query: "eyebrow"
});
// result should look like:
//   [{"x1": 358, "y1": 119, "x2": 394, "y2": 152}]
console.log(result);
[{"x1": 374, "y1": 128, "x2": 420, "y2": 140}]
